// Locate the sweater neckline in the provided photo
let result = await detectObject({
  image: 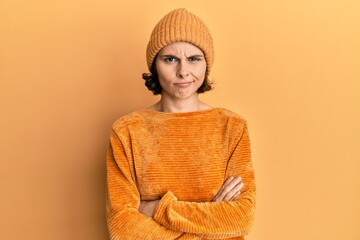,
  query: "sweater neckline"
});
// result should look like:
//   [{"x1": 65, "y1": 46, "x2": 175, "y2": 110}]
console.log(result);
[{"x1": 140, "y1": 107, "x2": 223, "y2": 117}]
